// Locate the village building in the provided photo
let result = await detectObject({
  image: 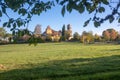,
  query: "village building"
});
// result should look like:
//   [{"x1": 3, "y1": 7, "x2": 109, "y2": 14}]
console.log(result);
[
  {"x1": 42, "y1": 25, "x2": 61, "y2": 41},
  {"x1": 67, "y1": 24, "x2": 72, "y2": 40}
]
